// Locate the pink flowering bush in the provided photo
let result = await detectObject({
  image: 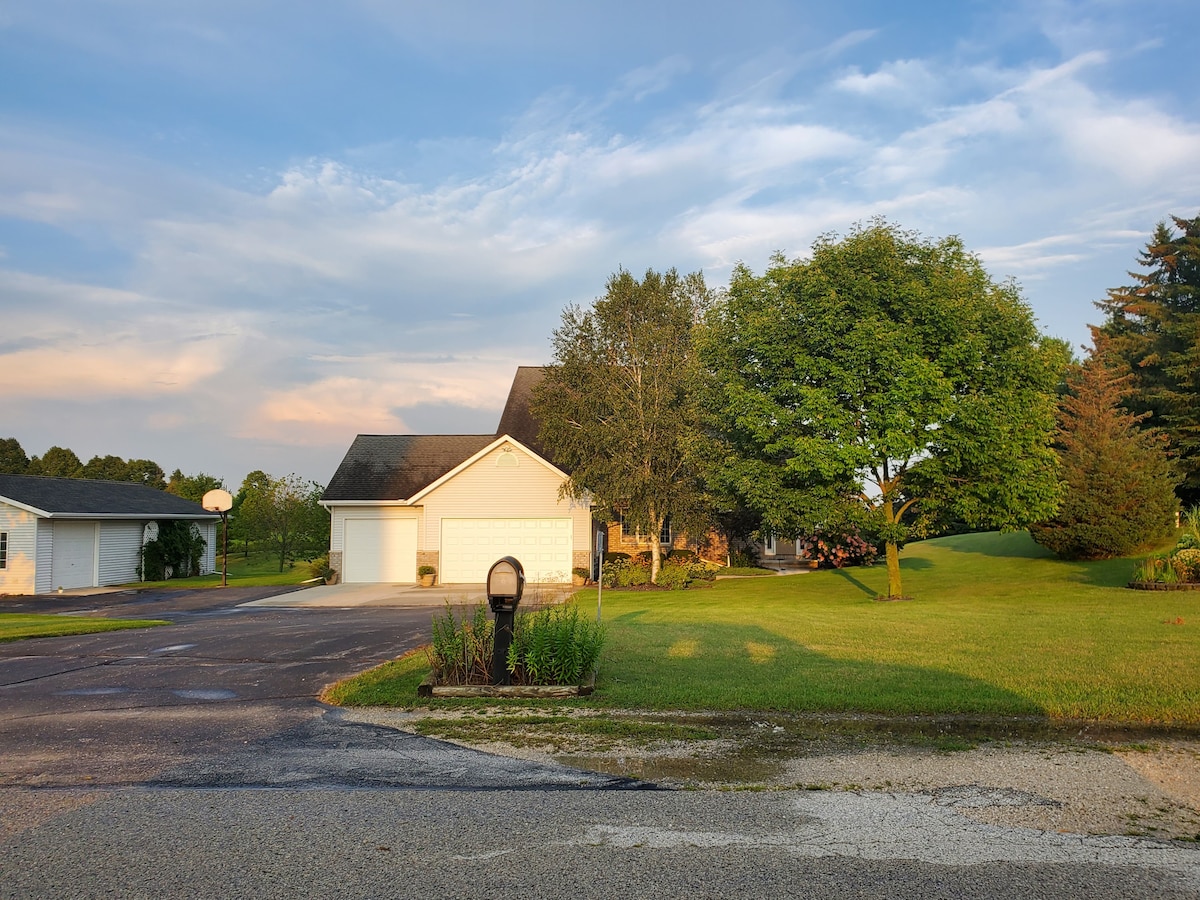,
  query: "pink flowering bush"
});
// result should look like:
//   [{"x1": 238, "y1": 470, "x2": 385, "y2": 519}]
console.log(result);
[{"x1": 795, "y1": 528, "x2": 878, "y2": 568}]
